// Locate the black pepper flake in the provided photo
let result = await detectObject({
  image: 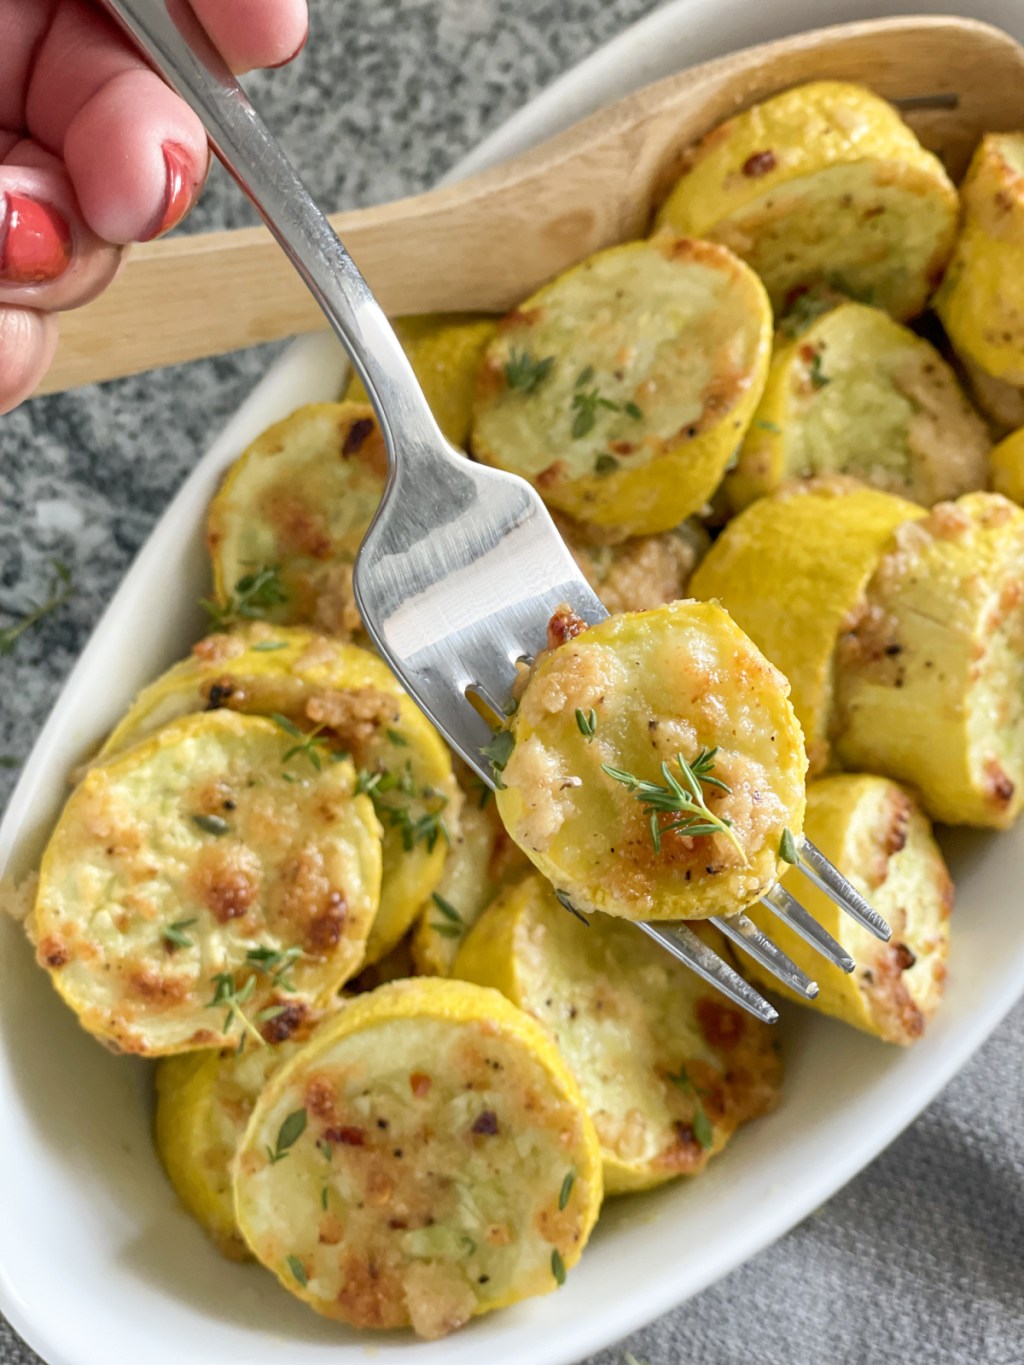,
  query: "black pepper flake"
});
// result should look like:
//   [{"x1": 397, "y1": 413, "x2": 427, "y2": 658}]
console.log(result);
[
  {"x1": 471, "y1": 1110, "x2": 499, "y2": 1136},
  {"x1": 205, "y1": 681, "x2": 234, "y2": 710},
  {"x1": 885, "y1": 643, "x2": 903, "y2": 656}
]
